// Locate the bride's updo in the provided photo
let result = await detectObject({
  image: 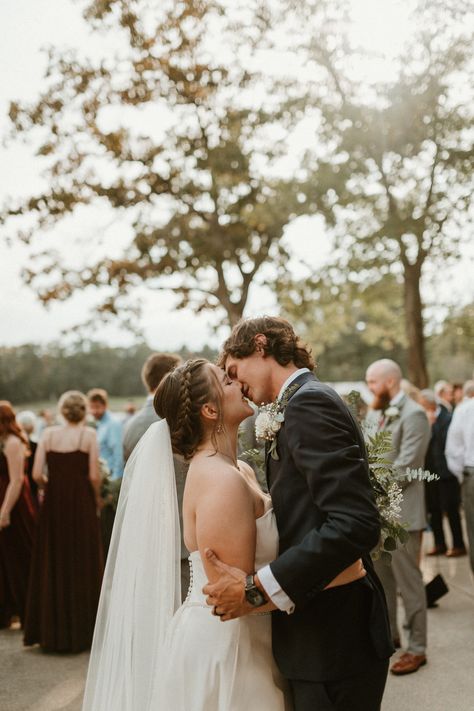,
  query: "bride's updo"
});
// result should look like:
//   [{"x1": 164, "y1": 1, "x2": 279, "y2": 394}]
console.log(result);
[{"x1": 154, "y1": 359, "x2": 223, "y2": 460}]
